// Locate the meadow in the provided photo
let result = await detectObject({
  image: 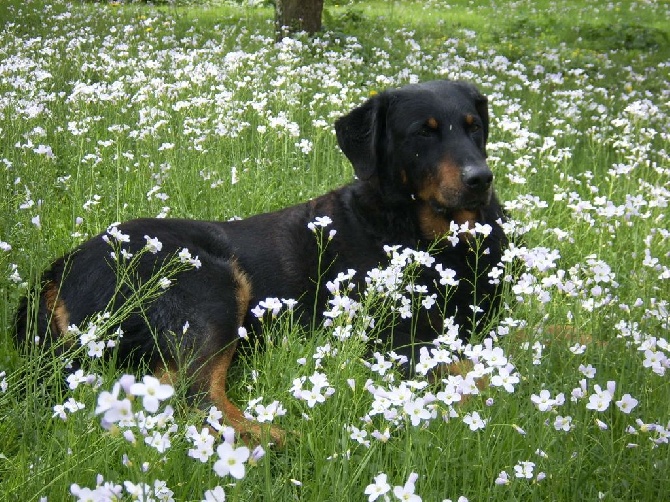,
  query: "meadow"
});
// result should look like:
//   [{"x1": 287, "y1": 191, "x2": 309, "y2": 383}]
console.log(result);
[{"x1": 1, "y1": 0, "x2": 669, "y2": 500}]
